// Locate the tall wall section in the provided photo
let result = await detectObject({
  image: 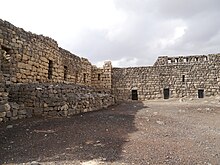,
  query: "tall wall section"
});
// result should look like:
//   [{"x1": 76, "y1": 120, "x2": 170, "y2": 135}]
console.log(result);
[
  {"x1": 0, "y1": 59, "x2": 9, "y2": 122},
  {"x1": 0, "y1": 19, "x2": 94, "y2": 85},
  {"x1": 112, "y1": 54, "x2": 220, "y2": 101}
]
